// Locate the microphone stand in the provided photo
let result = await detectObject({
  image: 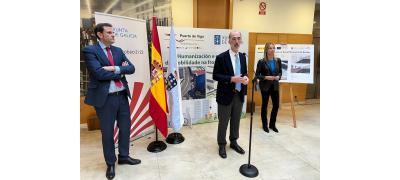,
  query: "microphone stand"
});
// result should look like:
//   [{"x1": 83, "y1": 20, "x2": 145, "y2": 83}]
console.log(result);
[{"x1": 239, "y1": 78, "x2": 259, "y2": 177}]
